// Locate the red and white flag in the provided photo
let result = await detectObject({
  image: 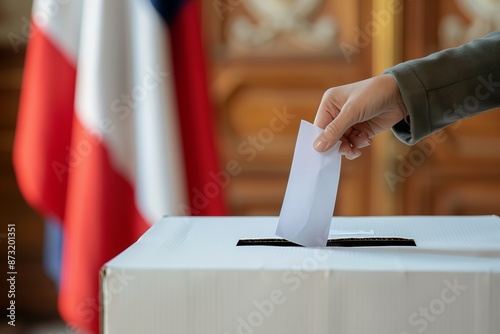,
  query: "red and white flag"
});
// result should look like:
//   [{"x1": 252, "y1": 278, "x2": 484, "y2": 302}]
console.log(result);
[{"x1": 14, "y1": 0, "x2": 226, "y2": 332}]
